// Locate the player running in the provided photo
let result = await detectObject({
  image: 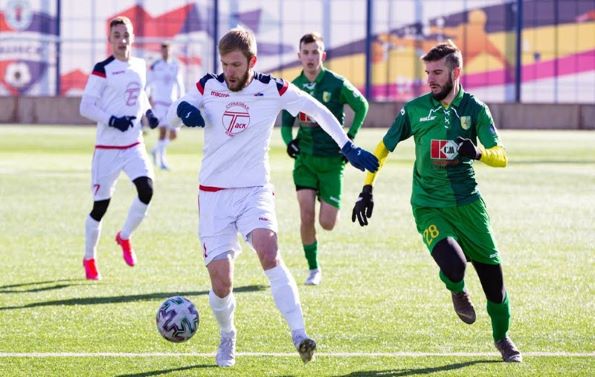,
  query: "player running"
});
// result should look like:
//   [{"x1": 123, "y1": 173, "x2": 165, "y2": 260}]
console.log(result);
[
  {"x1": 147, "y1": 41, "x2": 185, "y2": 170},
  {"x1": 167, "y1": 26, "x2": 378, "y2": 368},
  {"x1": 351, "y1": 40, "x2": 522, "y2": 363},
  {"x1": 79, "y1": 16, "x2": 159, "y2": 280},
  {"x1": 281, "y1": 32, "x2": 369, "y2": 286}
]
